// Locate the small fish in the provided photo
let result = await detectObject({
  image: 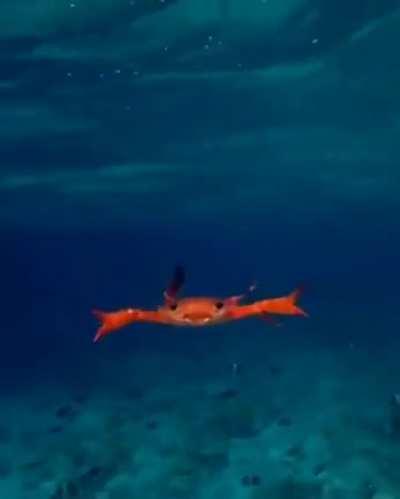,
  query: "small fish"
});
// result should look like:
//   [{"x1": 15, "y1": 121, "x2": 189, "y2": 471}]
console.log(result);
[{"x1": 92, "y1": 266, "x2": 308, "y2": 342}]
